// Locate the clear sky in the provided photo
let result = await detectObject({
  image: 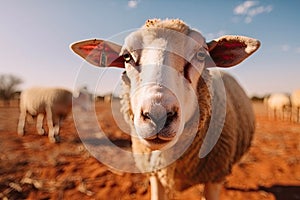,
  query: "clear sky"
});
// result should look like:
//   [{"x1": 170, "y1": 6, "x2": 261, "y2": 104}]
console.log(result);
[{"x1": 0, "y1": 0, "x2": 299, "y2": 97}]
